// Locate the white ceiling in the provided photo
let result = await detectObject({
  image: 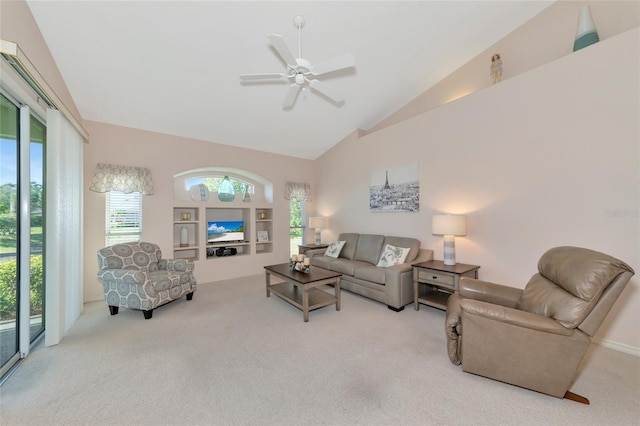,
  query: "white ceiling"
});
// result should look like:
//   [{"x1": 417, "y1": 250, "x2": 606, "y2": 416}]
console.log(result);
[{"x1": 27, "y1": 1, "x2": 552, "y2": 160}]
